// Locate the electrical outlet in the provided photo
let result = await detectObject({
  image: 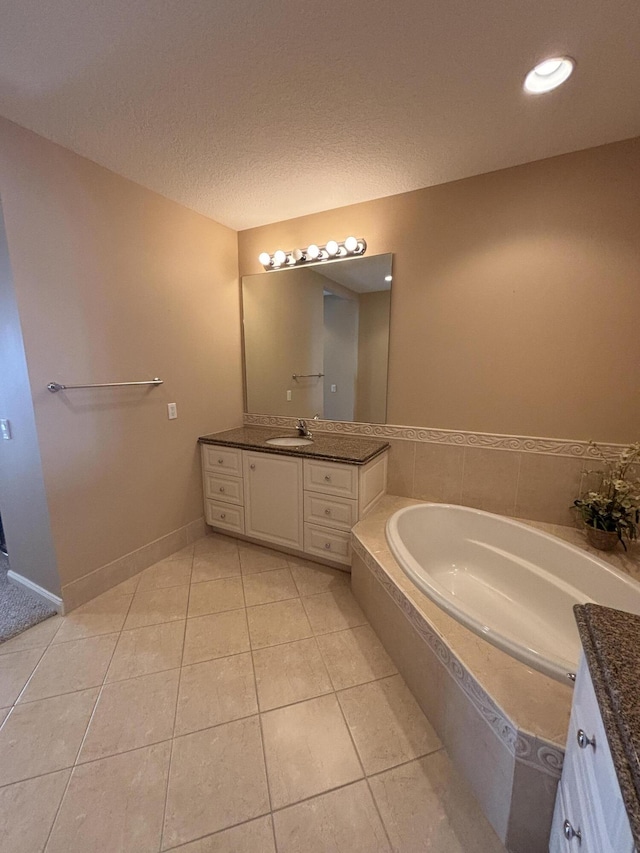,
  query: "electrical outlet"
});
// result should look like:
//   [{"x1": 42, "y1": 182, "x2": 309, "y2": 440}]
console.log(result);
[
  {"x1": 330, "y1": 384, "x2": 337, "y2": 393},
  {"x1": 0, "y1": 419, "x2": 11, "y2": 440},
  {"x1": 167, "y1": 403, "x2": 178, "y2": 420},
  {"x1": 286, "y1": 390, "x2": 292, "y2": 401}
]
